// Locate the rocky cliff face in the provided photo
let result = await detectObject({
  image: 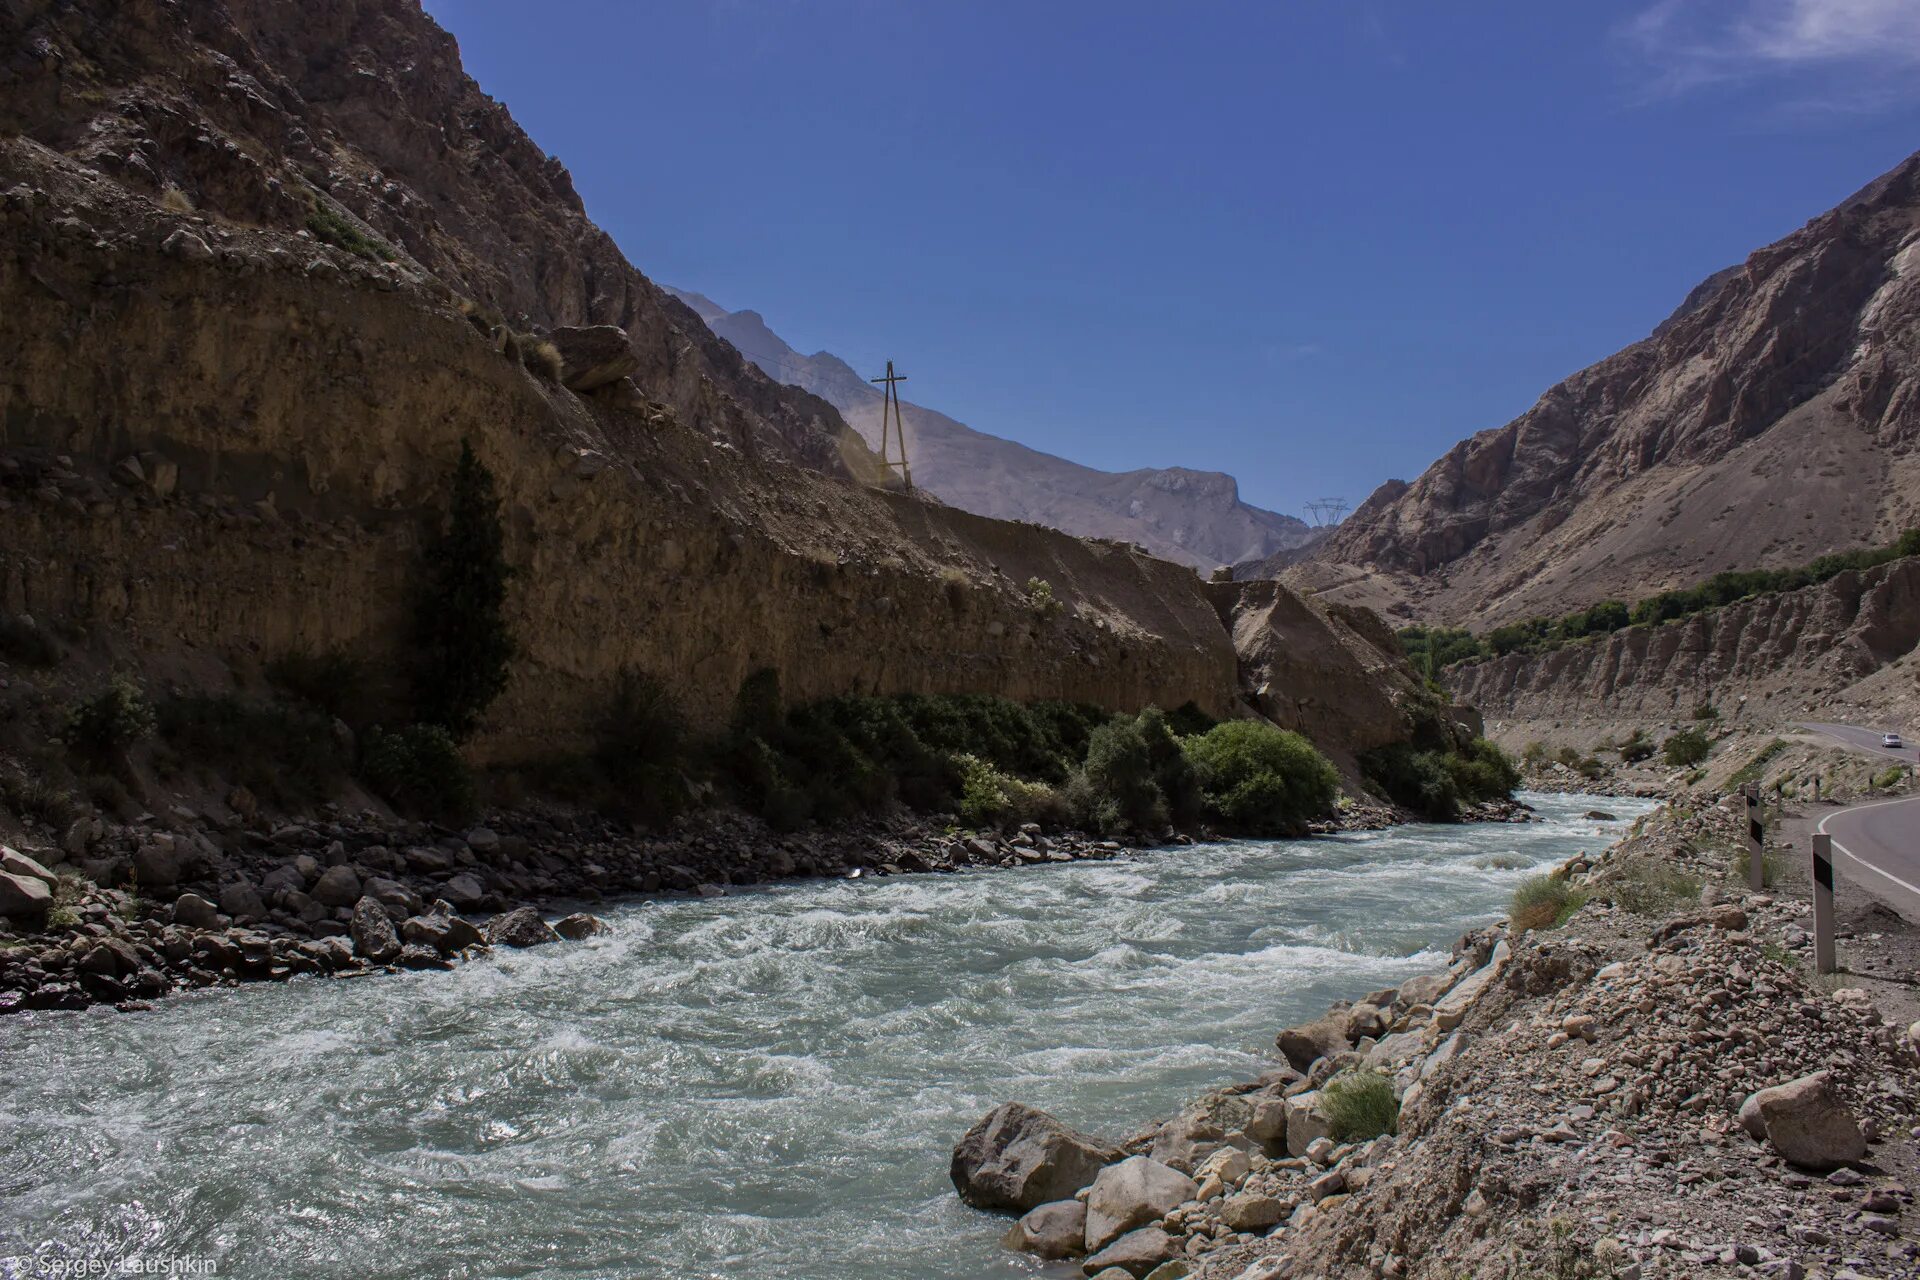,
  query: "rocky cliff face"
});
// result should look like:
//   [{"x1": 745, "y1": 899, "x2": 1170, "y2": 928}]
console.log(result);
[
  {"x1": 672, "y1": 288, "x2": 1315, "y2": 573},
  {"x1": 1, "y1": 0, "x2": 869, "y2": 479},
  {"x1": 1445, "y1": 558, "x2": 1920, "y2": 726},
  {"x1": 1292, "y1": 150, "x2": 1920, "y2": 626},
  {"x1": 0, "y1": 3, "x2": 1423, "y2": 771}
]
